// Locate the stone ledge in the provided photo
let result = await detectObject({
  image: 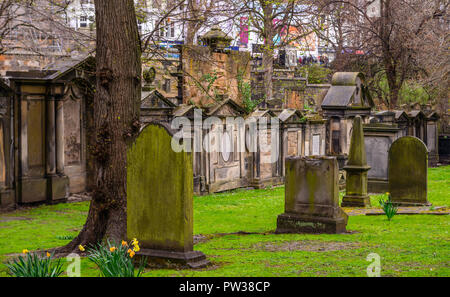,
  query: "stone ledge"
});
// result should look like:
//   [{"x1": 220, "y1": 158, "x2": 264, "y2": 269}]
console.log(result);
[
  {"x1": 136, "y1": 248, "x2": 209, "y2": 269},
  {"x1": 276, "y1": 212, "x2": 348, "y2": 234}
]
